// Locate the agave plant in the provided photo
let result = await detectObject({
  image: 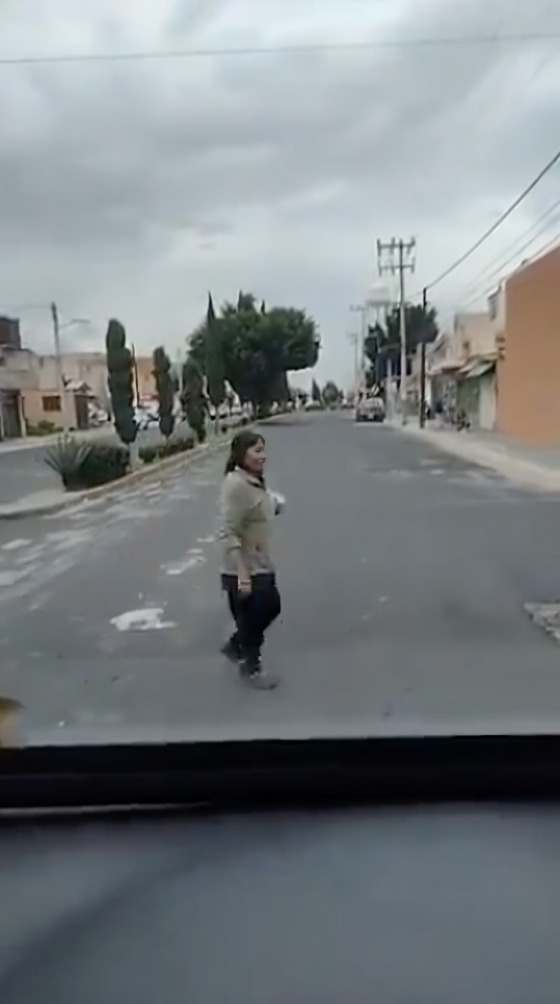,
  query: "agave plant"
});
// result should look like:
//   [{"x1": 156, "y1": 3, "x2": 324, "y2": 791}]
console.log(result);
[{"x1": 44, "y1": 438, "x2": 93, "y2": 490}]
